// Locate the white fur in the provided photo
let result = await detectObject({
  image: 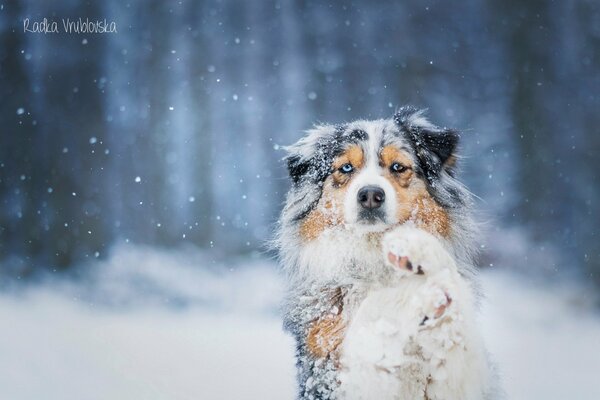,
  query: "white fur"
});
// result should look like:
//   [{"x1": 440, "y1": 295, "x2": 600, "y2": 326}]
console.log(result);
[
  {"x1": 278, "y1": 115, "x2": 497, "y2": 400},
  {"x1": 294, "y1": 227, "x2": 384, "y2": 284},
  {"x1": 338, "y1": 226, "x2": 490, "y2": 400}
]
